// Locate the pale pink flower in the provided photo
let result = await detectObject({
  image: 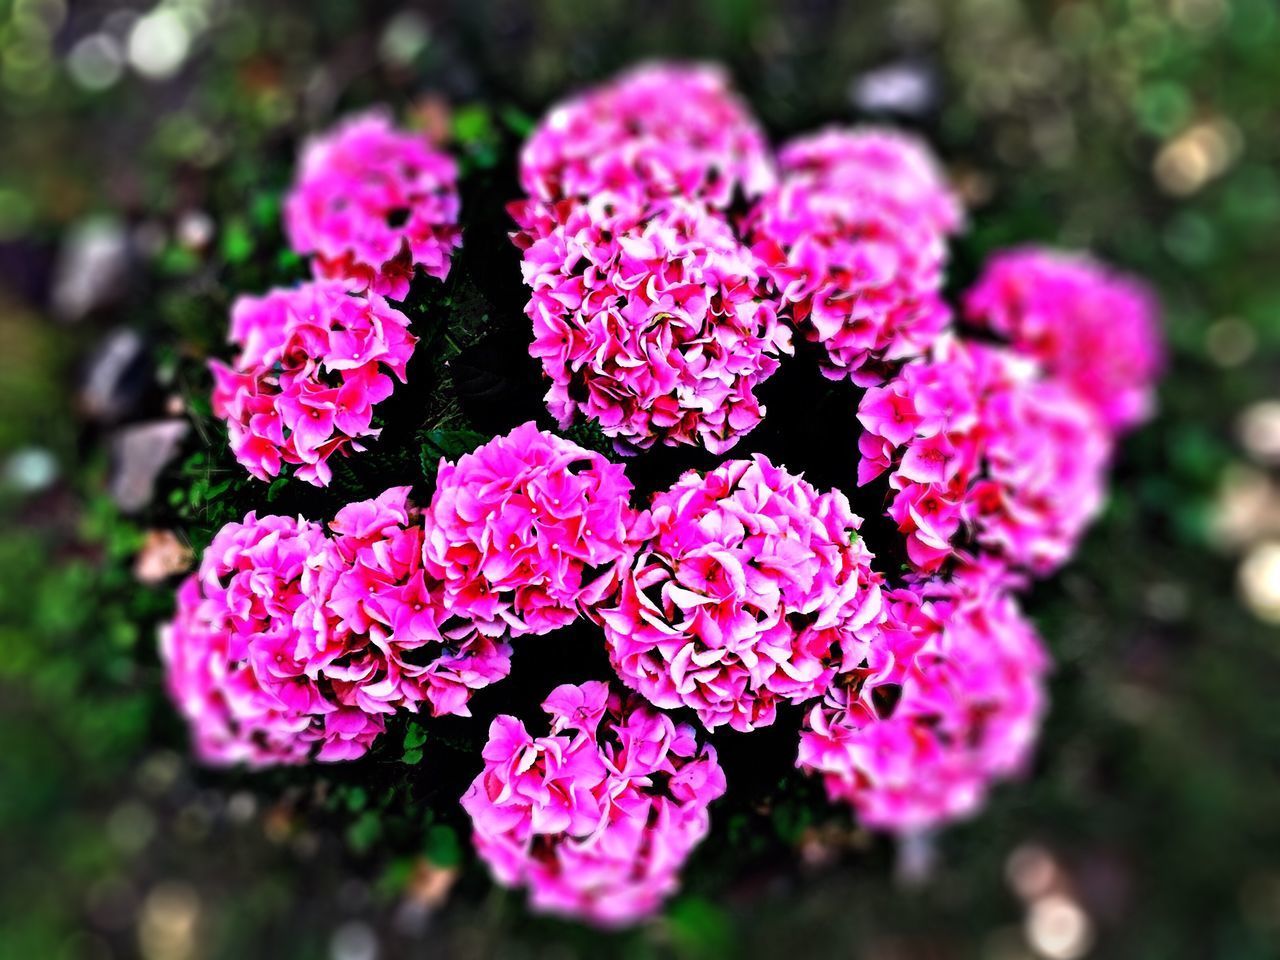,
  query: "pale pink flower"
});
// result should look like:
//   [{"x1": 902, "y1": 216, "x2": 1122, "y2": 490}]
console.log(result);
[
  {"x1": 210, "y1": 281, "x2": 415, "y2": 486},
  {"x1": 963, "y1": 246, "x2": 1163, "y2": 433},
  {"x1": 461, "y1": 681, "x2": 726, "y2": 927},
  {"x1": 511, "y1": 61, "x2": 774, "y2": 244},
  {"x1": 522, "y1": 196, "x2": 791, "y2": 454},
  {"x1": 596, "y1": 455, "x2": 884, "y2": 732},
  {"x1": 798, "y1": 564, "x2": 1049, "y2": 832},
  {"x1": 285, "y1": 110, "x2": 461, "y2": 299},
  {"x1": 422, "y1": 423, "x2": 638, "y2": 637},
  {"x1": 857, "y1": 337, "x2": 1112, "y2": 576}
]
